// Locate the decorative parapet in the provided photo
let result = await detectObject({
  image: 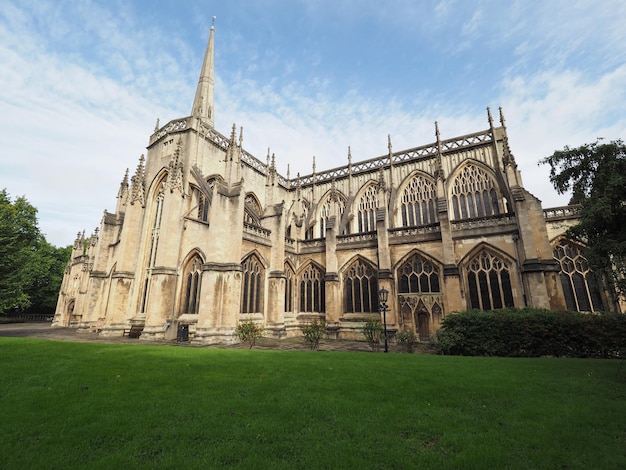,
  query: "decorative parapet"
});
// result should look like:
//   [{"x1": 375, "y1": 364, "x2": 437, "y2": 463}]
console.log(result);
[
  {"x1": 337, "y1": 231, "x2": 377, "y2": 244},
  {"x1": 243, "y1": 222, "x2": 271, "y2": 239},
  {"x1": 451, "y1": 213, "x2": 517, "y2": 231},
  {"x1": 151, "y1": 118, "x2": 190, "y2": 144},
  {"x1": 285, "y1": 237, "x2": 295, "y2": 248},
  {"x1": 300, "y1": 238, "x2": 325, "y2": 248},
  {"x1": 150, "y1": 116, "x2": 494, "y2": 192},
  {"x1": 389, "y1": 224, "x2": 441, "y2": 238},
  {"x1": 543, "y1": 205, "x2": 581, "y2": 220}
]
